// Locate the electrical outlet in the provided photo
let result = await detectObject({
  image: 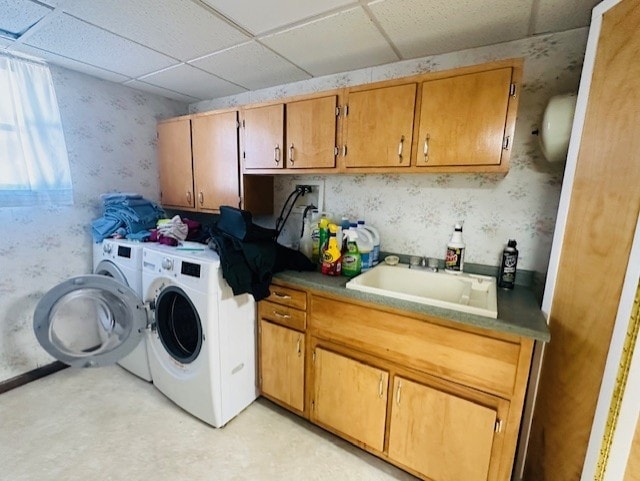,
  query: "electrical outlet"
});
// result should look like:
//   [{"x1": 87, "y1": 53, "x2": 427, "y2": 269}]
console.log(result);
[{"x1": 293, "y1": 181, "x2": 324, "y2": 214}]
